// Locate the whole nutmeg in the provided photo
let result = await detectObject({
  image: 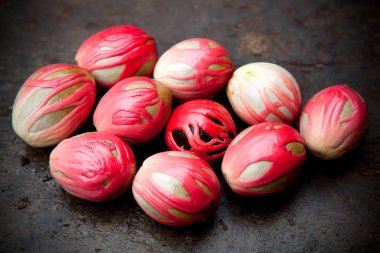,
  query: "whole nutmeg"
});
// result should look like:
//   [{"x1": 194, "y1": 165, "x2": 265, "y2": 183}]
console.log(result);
[
  {"x1": 222, "y1": 122, "x2": 306, "y2": 196},
  {"x1": 93, "y1": 77, "x2": 172, "y2": 144},
  {"x1": 153, "y1": 38, "x2": 233, "y2": 101},
  {"x1": 227, "y1": 62, "x2": 301, "y2": 125},
  {"x1": 300, "y1": 85, "x2": 368, "y2": 159},
  {"x1": 49, "y1": 132, "x2": 136, "y2": 202},
  {"x1": 165, "y1": 99, "x2": 236, "y2": 162},
  {"x1": 132, "y1": 151, "x2": 220, "y2": 226},
  {"x1": 76, "y1": 25, "x2": 158, "y2": 88},
  {"x1": 12, "y1": 63, "x2": 96, "y2": 147}
]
